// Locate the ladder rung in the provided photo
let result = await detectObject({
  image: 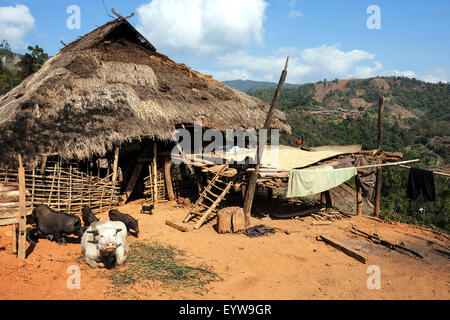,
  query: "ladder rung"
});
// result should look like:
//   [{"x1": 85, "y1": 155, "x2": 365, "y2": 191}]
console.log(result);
[
  {"x1": 203, "y1": 195, "x2": 216, "y2": 203},
  {"x1": 197, "y1": 202, "x2": 216, "y2": 211},
  {"x1": 215, "y1": 178, "x2": 227, "y2": 184},
  {"x1": 211, "y1": 183, "x2": 225, "y2": 191},
  {"x1": 206, "y1": 189, "x2": 220, "y2": 198}
]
